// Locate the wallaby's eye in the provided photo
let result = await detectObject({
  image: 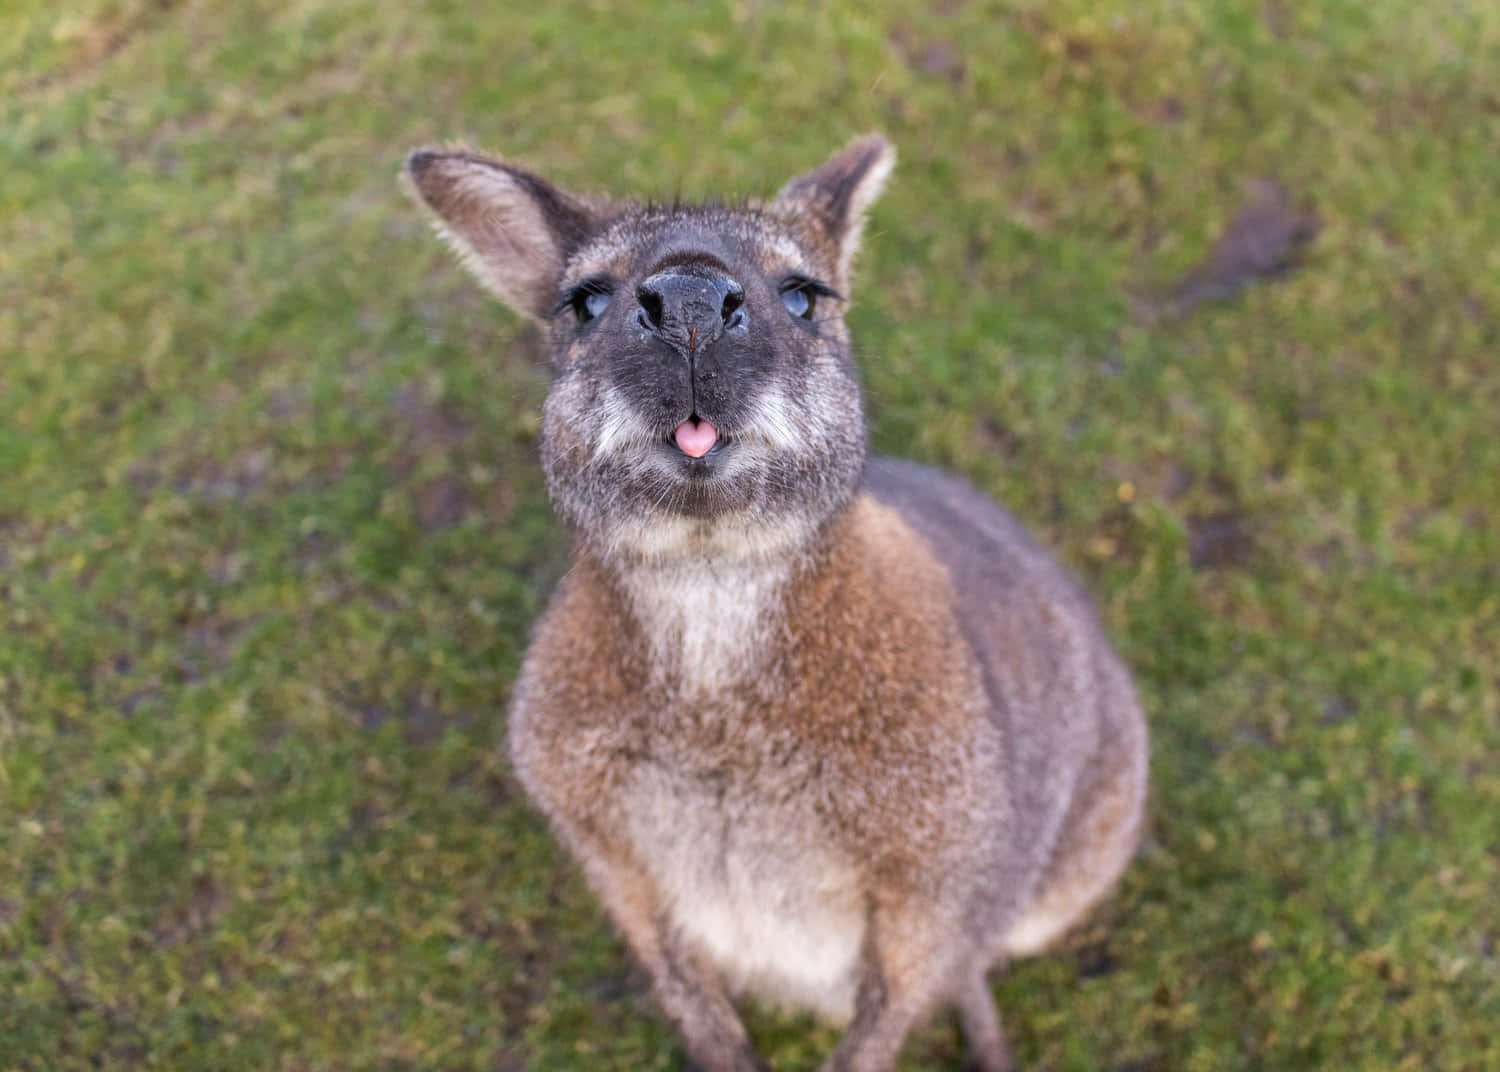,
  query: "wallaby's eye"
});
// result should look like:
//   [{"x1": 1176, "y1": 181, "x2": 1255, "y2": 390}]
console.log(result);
[
  {"x1": 561, "y1": 279, "x2": 613, "y2": 325},
  {"x1": 582, "y1": 291, "x2": 612, "y2": 320},
  {"x1": 778, "y1": 276, "x2": 838, "y2": 322},
  {"x1": 780, "y1": 283, "x2": 812, "y2": 319}
]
